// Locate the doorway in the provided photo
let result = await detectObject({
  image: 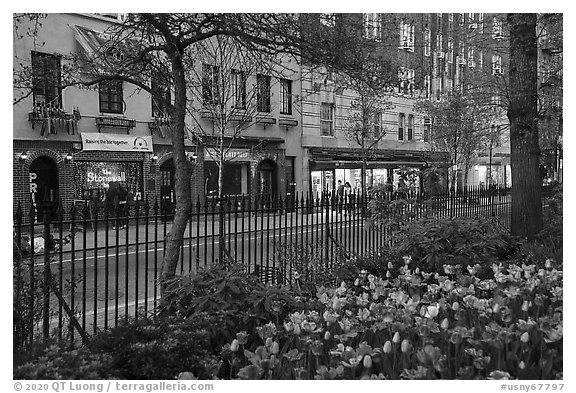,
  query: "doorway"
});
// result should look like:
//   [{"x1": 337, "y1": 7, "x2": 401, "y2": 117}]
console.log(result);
[
  {"x1": 159, "y1": 158, "x2": 175, "y2": 217},
  {"x1": 256, "y1": 159, "x2": 277, "y2": 203},
  {"x1": 29, "y1": 156, "x2": 59, "y2": 221}
]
